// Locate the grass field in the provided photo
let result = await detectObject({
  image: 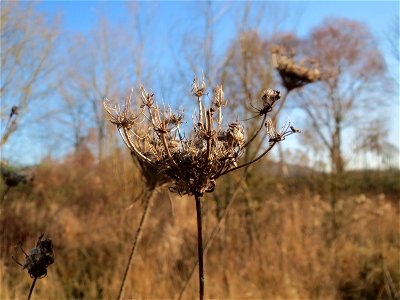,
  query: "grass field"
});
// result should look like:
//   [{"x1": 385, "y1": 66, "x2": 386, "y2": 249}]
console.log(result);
[{"x1": 1, "y1": 149, "x2": 399, "y2": 299}]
